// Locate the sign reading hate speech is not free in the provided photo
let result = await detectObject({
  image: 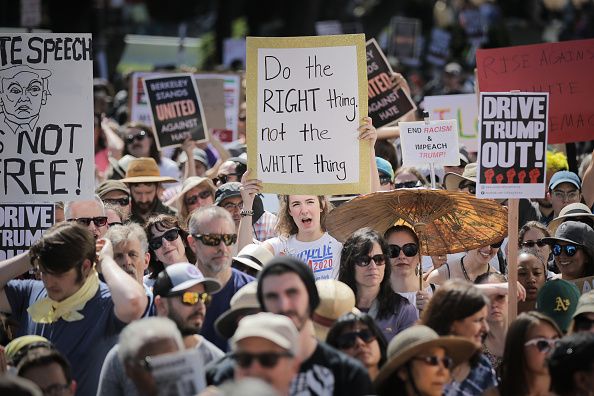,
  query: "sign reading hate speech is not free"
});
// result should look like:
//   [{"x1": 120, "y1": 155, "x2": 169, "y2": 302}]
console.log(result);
[{"x1": 247, "y1": 34, "x2": 370, "y2": 195}]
